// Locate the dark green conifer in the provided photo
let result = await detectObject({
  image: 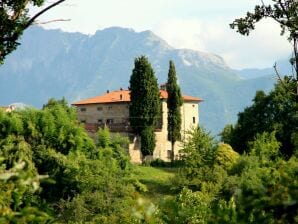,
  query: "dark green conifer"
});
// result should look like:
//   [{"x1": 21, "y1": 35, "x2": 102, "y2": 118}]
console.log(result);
[
  {"x1": 166, "y1": 60, "x2": 183, "y2": 161},
  {"x1": 129, "y1": 56, "x2": 161, "y2": 156}
]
